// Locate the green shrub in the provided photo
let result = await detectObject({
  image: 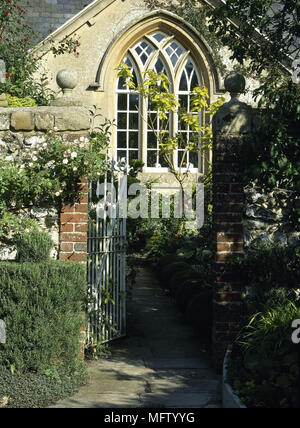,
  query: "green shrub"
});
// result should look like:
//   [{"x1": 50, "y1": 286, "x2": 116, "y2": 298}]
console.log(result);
[
  {"x1": 0, "y1": 261, "x2": 86, "y2": 374},
  {"x1": 185, "y1": 288, "x2": 213, "y2": 344},
  {"x1": 6, "y1": 94, "x2": 37, "y2": 107},
  {"x1": 160, "y1": 261, "x2": 190, "y2": 282},
  {"x1": 228, "y1": 242, "x2": 300, "y2": 312},
  {"x1": 168, "y1": 269, "x2": 199, "y2": 294},
  {"x1": 15, "y1": 230, "x2": 53, "y2": 263},
  {"x1": 228, "y1": 302, "x2": 300, "y2": 408},
  {"x1": 156, "y1": 254, "x2": 181, "y2": 272},
  {"x1": 0, "y1": 365, "x2": 86, "y2": 408},
  {"x1": 175, "y1": 280, "x2": 206, "y2": 312}
]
